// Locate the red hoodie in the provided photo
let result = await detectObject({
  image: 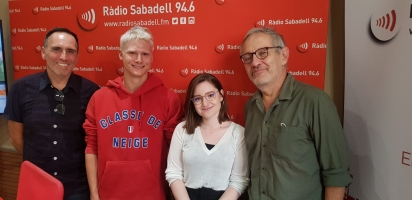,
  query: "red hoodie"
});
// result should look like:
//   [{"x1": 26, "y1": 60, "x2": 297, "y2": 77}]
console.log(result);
[{"x1": 84, "y1": 73, "x2": 184, "y2": 200}]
